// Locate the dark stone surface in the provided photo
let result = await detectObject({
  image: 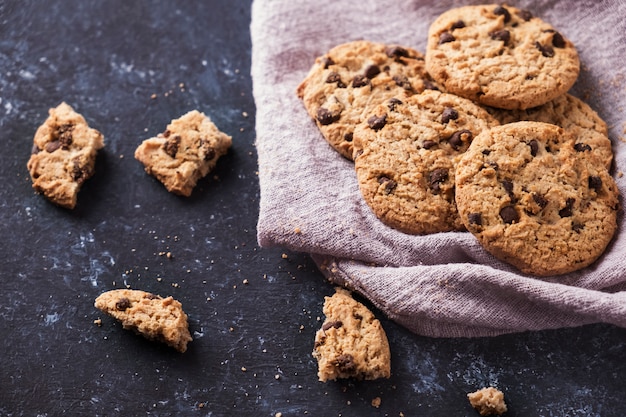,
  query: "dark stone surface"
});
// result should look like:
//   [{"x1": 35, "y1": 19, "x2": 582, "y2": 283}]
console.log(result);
[{"x1": 1, "y1": 1, "x2": 625, "y2": 416}]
